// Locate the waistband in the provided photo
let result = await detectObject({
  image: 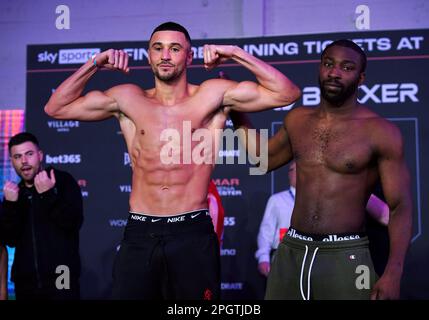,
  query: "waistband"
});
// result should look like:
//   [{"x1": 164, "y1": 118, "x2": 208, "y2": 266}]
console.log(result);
[
  {"x1": 128, "y1": 208, "x2": 210, "y2": 225},
  {"x1": 286, "y1": 227, "x2": 366, "y2": 242}
]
